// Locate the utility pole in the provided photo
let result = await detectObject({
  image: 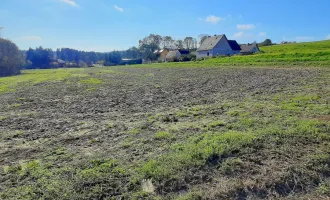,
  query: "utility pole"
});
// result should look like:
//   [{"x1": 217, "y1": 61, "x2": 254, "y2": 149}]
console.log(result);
[{"x1": 0, "y1": 27, "x2": 3, "y2": 38}]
